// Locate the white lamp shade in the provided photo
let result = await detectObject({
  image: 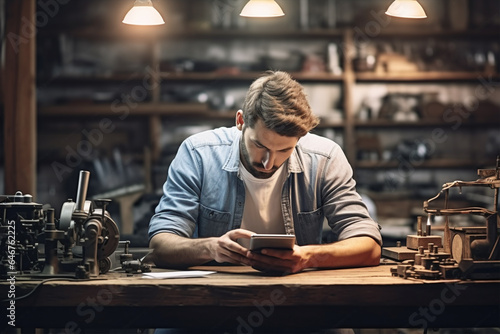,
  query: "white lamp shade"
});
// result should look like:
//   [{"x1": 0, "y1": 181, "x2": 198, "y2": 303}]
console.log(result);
[
  {"x1": 240, "y1": 0, "x2": 285, "y2": 18},
  {"x1": 385, "y1": 0, "x2": 427, "y2": 19},
  {"x1": 123, "y1": 0, "x2": 165, "y2": 25}
]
